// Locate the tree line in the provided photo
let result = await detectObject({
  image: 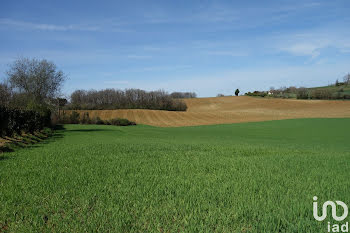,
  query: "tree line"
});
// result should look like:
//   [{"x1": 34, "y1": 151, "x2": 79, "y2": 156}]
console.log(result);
[
  {"x1": 170, "y1": 92, "x2": 197, "y2": 99},
  {"x1": 67, "y1": 89, "x2": 190, "y2": 111},
  {"x1": 246, "y1": 87, "x2": 350, "y2": 100}
]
